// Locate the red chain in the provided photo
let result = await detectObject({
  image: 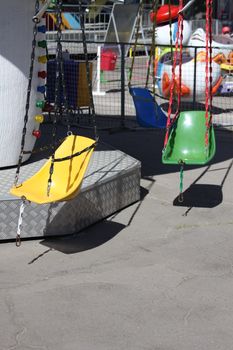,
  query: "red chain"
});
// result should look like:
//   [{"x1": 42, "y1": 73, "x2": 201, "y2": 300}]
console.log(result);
[
  {"x1": 177, "y1": 6, "x2": 184, "y2": 118},
  {"x1": 209, "y1": 0, "x2": 213, "y2": 126},
  {"x1": 205, "y1": 0, "x2": 213, "y2": 147},
  {"x1": 163, "y1": 0, "x2": 212, "y2": 151},
  {"x1": 164, "y1": 0, "x2": 183, "y2": 148}
]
